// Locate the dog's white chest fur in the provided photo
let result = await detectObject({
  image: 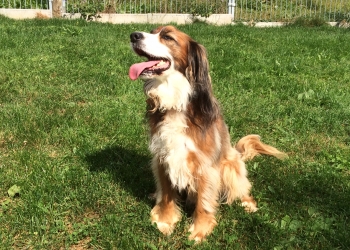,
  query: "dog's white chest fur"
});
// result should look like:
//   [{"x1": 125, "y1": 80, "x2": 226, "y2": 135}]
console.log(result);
[
  {"x1": 144, "y1": 71, "x2": 191, "y2": 111},
  {"x1": 150, "y1": 111, "x2": 196, "y2": 190}
]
